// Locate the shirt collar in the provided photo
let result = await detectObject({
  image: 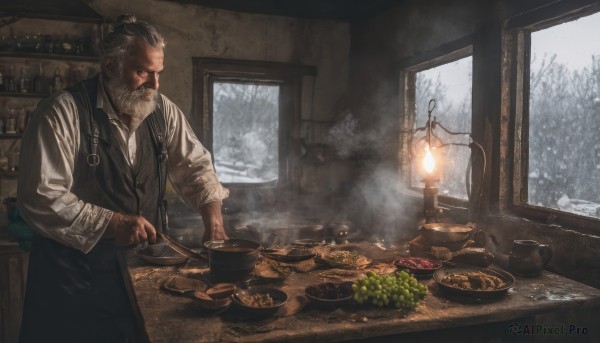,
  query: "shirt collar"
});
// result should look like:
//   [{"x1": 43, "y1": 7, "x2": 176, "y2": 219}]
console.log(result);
[{"x1": 97, "y1": 73, "x2": 120, "y2": 122}]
